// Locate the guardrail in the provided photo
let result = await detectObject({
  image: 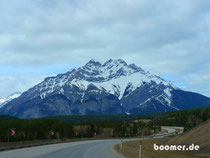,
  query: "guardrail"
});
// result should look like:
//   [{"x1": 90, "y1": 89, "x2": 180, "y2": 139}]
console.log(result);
[{"x1": 0, "y1": 138, "x2": 99, "y2": 152}]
